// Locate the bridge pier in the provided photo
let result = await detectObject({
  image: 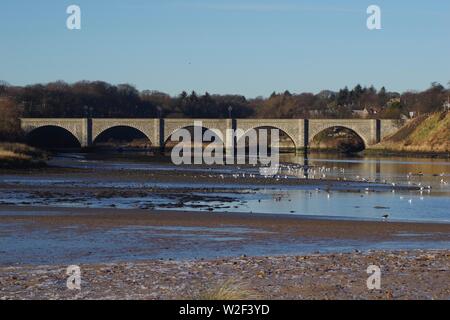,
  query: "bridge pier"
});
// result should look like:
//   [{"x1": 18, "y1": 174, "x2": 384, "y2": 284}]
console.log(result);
[{"x1": 80, "y1": 118, "x2": 92, "y2": 148}]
